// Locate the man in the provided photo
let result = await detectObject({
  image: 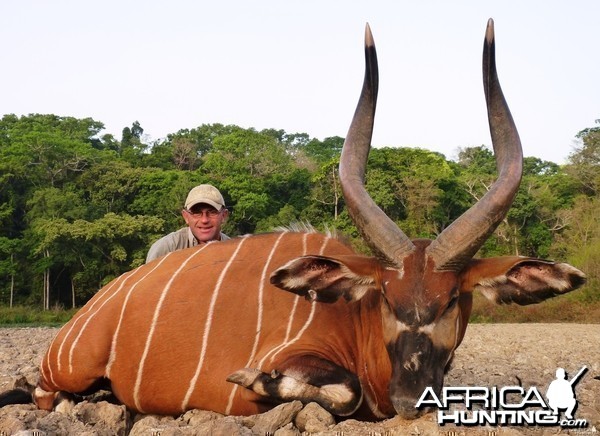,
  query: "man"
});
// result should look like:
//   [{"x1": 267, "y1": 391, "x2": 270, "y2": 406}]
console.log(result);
[
  {"x1": 546, "y1": 367, "x2": 583, "y2": 420},
  {"x1": 146, "y1": 184, "x2": 230, "y2": 263}
]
